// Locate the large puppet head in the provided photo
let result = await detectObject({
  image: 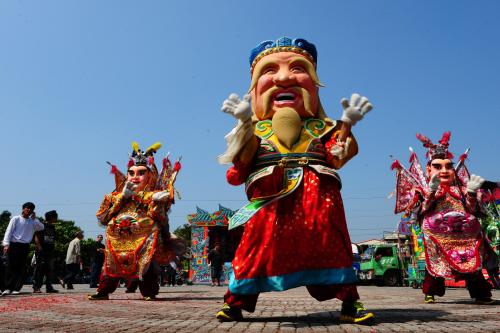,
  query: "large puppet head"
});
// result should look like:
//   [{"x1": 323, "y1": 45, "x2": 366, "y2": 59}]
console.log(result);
[
  {"x1": 248, "y1": 37, "x2": 327, "y2": 121},
  {"x1": 417, "y1": 132, "x2": 456, "y2": 186},
  {"x1": 107, "y1": 141, "x2": 181, "y2": 203},
  {"x1": 107, "y1": 142, "x2": 161, "y2": 192},
  {"x1": 126, "y1": 141, "x2": 161, "y2": 192}
]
